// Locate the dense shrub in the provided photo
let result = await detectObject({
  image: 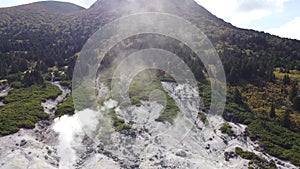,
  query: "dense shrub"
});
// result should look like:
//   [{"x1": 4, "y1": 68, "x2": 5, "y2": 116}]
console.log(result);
[
  {"x1": 110, "y1": 110, "x2": 131, "y2": 132},
  {"x1": 55, "y1": 95, "x2": 75, "y2": 117},
  {"x1": 219, "y1": 123, "x2": 234, "y2": 136},
  {"x1": 0, "y1": 83, "x2": 61, "y2": 135},
  {"x1": 235, "y1": 147, "x2": 277, "y2": 169}
]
